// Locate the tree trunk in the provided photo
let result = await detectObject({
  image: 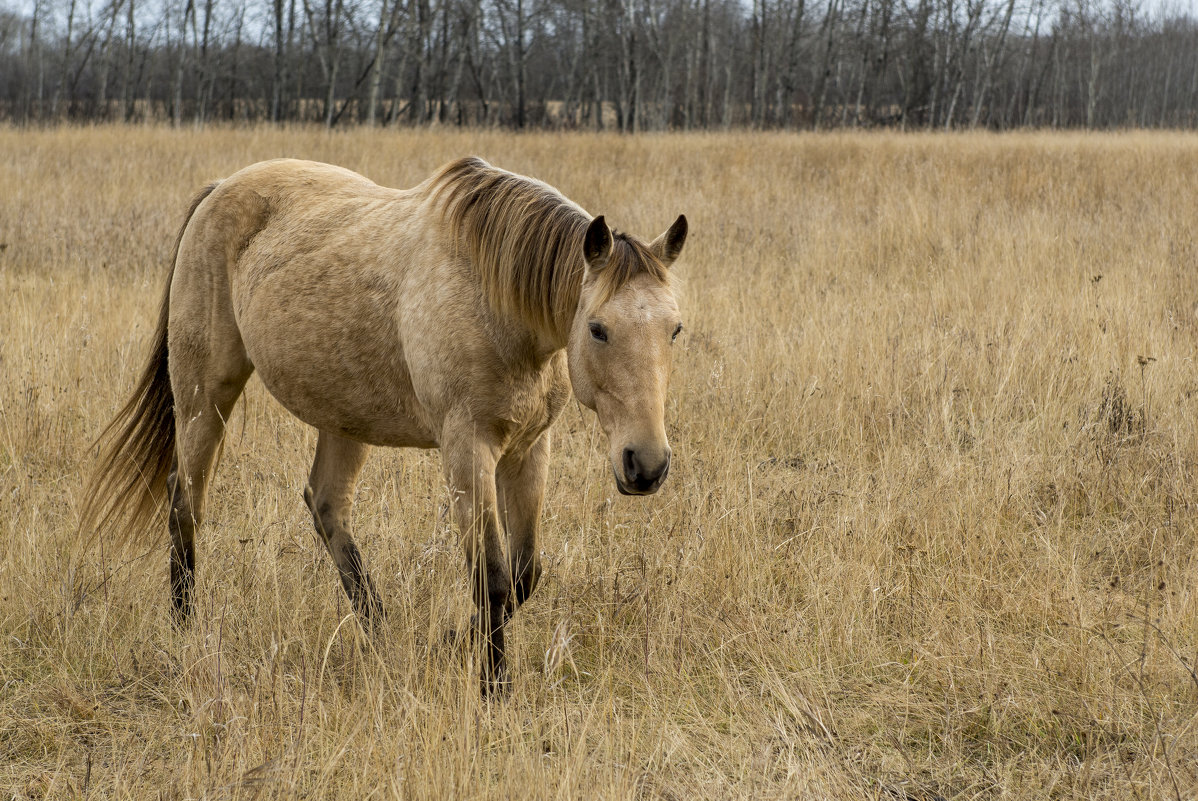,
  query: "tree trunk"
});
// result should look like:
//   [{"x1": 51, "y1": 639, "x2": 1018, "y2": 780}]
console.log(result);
[
  {"x1": 781, "y1": 0, "x2": 806, "y2": 126},
  {"x1": 699, "y1": 0, "x2": 711, "y2": 127},
  {"x1": 95, "y1": 0, "x2": 123, "y2": 121},
  {"x1": 121, "y1": 0, "x2": 135, "y2": 122},
  {"x1": 974, "y1": 0, "x2": 1015, "y2": 127},
  {"x1": 367, "y1": 0, "x2": 392, "y2": 124},
  {"x1": 52, "y1": 0, "x2": 79, "y2": 119},
  {"x1": 811, "y1": 0, "x2": 841, "y2": 129},
  {"x1": 272, "y1": 0, "x2": 287, "y2": 121},
  {"x1": 173, "y1": 0, "x2": 195, "y2": 126}
]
